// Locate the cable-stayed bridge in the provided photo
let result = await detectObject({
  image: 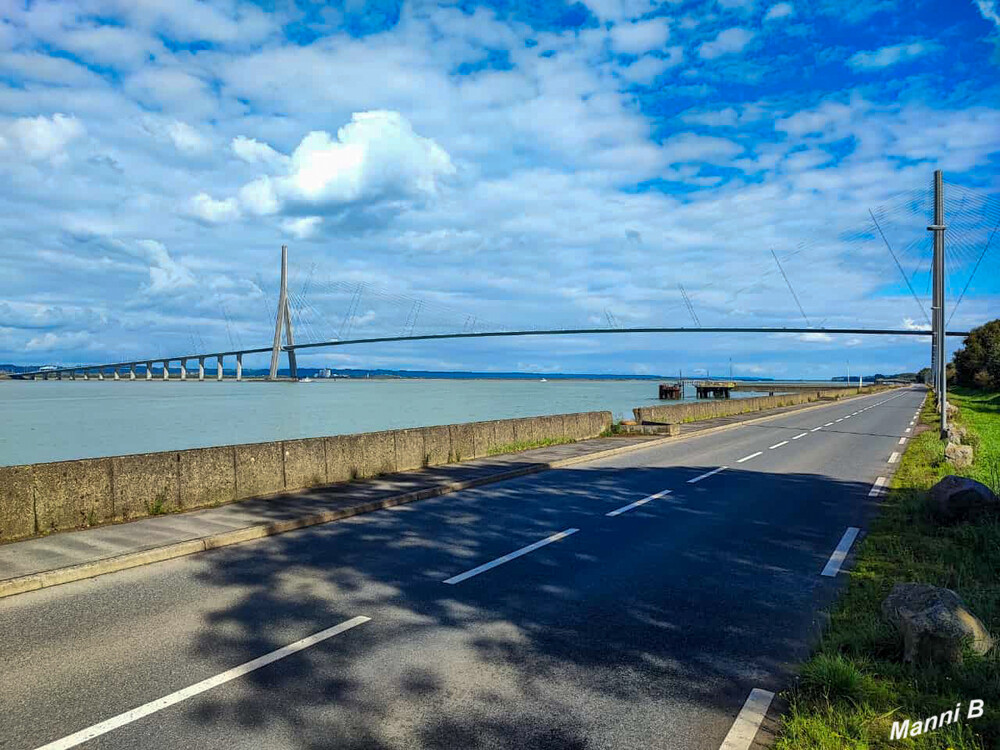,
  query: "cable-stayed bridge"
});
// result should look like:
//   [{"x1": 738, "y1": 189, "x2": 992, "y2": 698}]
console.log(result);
[{"x1": 15, "y1": 169, "x2": 997, "y2": 434}]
